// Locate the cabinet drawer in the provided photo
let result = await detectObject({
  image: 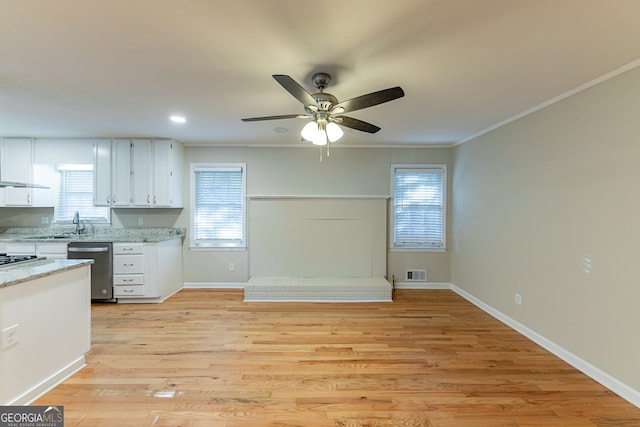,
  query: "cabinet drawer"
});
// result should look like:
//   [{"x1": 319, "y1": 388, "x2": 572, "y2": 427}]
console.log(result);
[
  {"x1": 113, "y1": 243, "x2": 144, "y2": 254},
  {"x1": 114, "y1": 285, "x2": 145, "y2": 297},
  {"x1": 113, "y1": 254, "x2": 144, "y2": 274},
  {"x1": 114, "y1": 274, "x2": 144, "y2": 285}
]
